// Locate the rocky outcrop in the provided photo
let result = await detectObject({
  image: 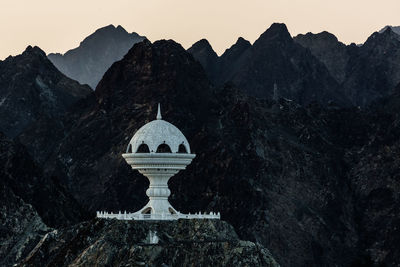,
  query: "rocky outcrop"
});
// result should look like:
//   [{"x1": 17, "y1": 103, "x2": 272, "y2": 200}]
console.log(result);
[
  {"x1": 188, "y1": 23, "x2": 348, "y2": 106},
  {"x1": 48, "y1": 25, "x2": 145, "y2": 89},
  {"x1": 342, "y1": 27, "x2": 400, "y2": 107},
  {"x1": 0, "y1": 46, "x2": 92, "y2": 138},
  {"x1": 379, "y1": 25, "x2": 400, "y2": 36},
  {"x1": 294, "y1": 31, "x2": 349, "y2": 83},
  {"x1": 295, "y1": 28, "x2": 400, "y2": 107},
  {"x1": 0, "y1": 132, "x2": 87, "y2": 228},
  {"x1": 0, "y1": 180, "x2": 49, "y2": 267},
  {"x1": 18, "y1": 40, "x2": 365, "y2": 266},
  {"x1": 13, "y1": 38, "x2": 400, "y2": 266},
  {"x1": 21, "y1": 219, "x2": 279, "y2": 267},
  {"x1": 218, "y1": 37, "x2": 252, "y2": 84},
  {"x1": 188, "y1": 39, "x2": 220, "y2": 82}
]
